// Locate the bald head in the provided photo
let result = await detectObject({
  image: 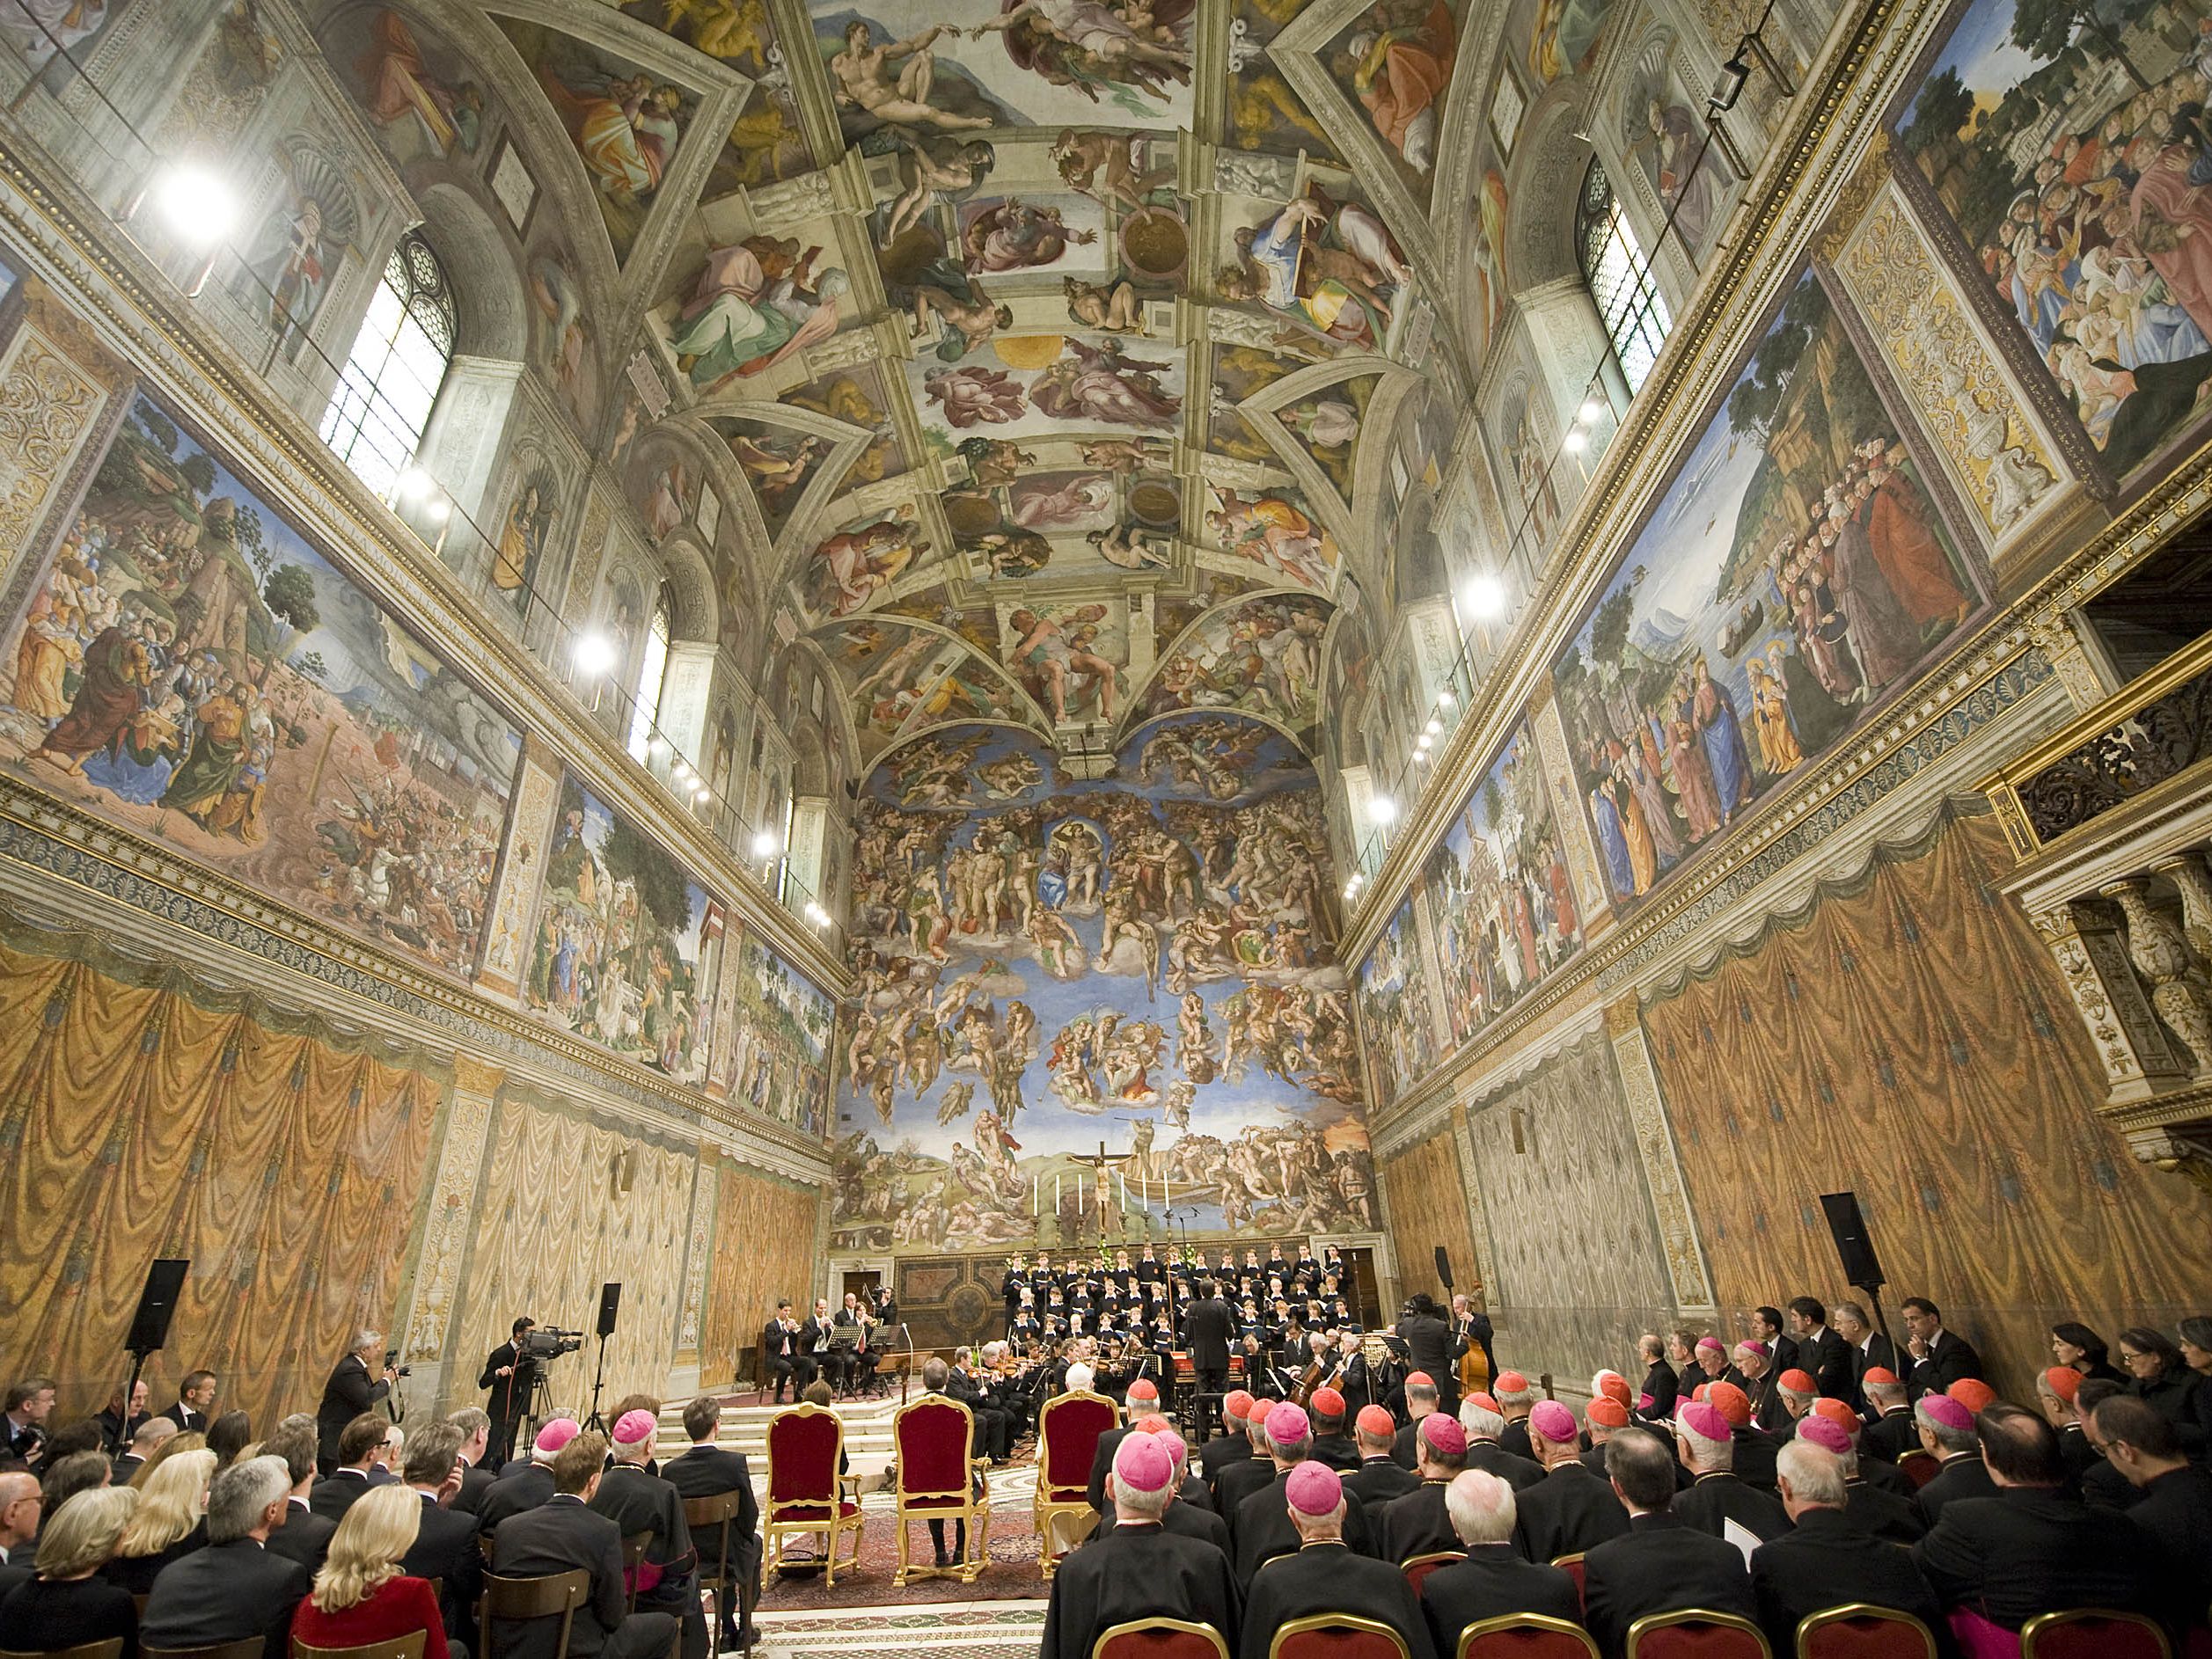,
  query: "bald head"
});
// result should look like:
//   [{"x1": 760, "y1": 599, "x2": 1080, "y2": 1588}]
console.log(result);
[
  {"x1": 0, "y1": 1471, "x2": 40, "y2": 1551},
  {"x1": 132, "y1": 1416, "x2": 179, "y2": 1454}
]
